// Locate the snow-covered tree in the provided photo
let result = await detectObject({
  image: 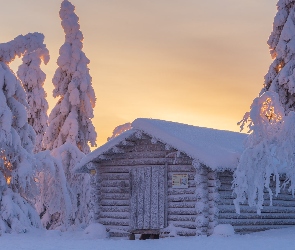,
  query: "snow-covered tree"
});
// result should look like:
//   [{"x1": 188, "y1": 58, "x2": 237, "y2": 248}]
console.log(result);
[
  {"x1": 0, "y1": 33, "x2": 48, "y2": 233},
  {"x1": 43, "y1": 0, "x2": 97, "y2": 154},
  {"x1": 17, "y1": 48, "x2": 50, "y2": 153},
  {"x1": 42, "y1": 0, "x2": 97, "y2": 229},
  {"x1": 233, "y1": 91, "x2": 295, "y2": 214},
  {"x1": 262, "y1": 0, "x2": 295, "y2": 113},
  {"x1": 35, "y1": 150, "x2": 72, "y2": 230}
]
